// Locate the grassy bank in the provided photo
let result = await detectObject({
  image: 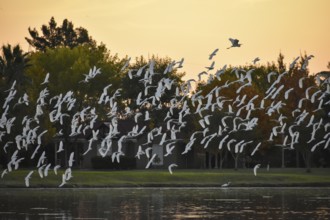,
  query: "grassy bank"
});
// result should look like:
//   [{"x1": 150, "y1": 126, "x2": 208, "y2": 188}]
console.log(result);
[{"x1": 1, "y1": 168, "x2": 330, "y2": 188}]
